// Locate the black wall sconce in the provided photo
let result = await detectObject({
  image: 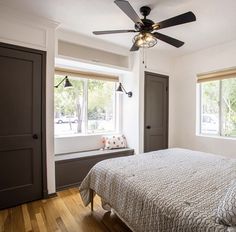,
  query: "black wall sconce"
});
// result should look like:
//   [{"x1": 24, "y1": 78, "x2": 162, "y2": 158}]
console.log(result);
[
  {"x1": 116, "y1": 83, "x2": 132, "y2": 97},
  {"x1": 54, "y1": 76, "x2": 73, "y2": 88}
]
